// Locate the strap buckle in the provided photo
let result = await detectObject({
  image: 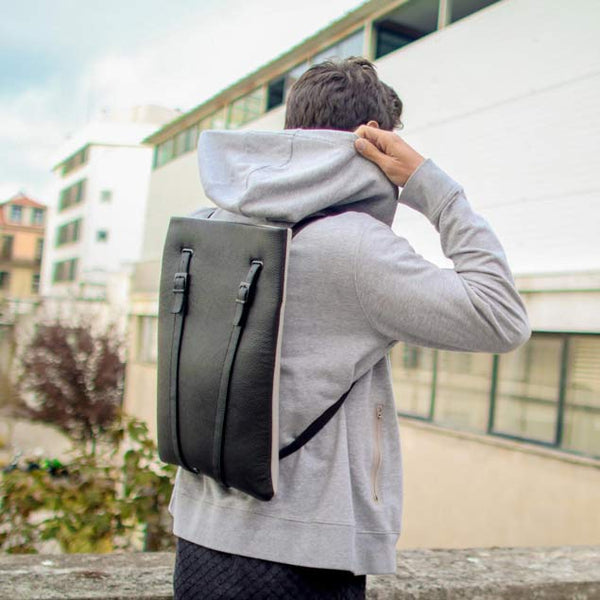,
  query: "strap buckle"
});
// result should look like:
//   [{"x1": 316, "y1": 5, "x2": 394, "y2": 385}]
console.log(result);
[
  {"x1": 236, "y1": 282, "x2": 250, "y2": 305},
  {"x1": 173, "y1": 272, "x2": 188, "y2": 294}
]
